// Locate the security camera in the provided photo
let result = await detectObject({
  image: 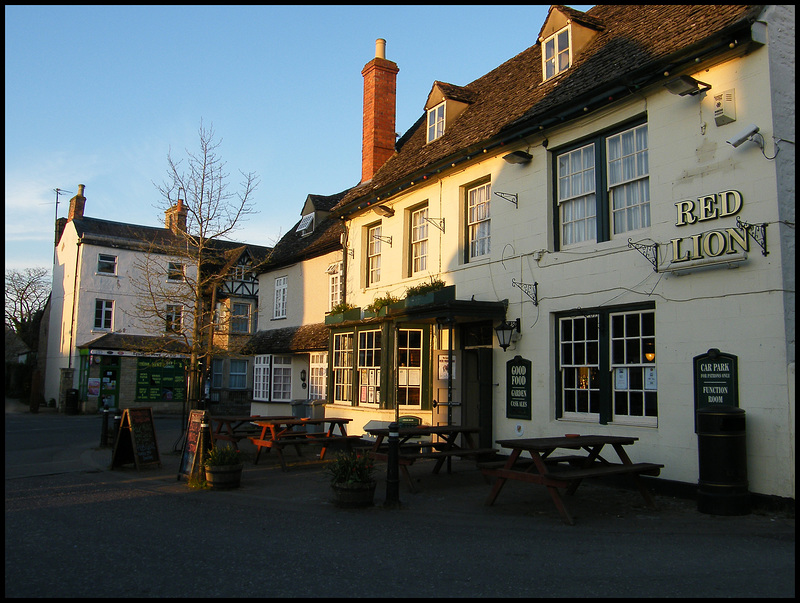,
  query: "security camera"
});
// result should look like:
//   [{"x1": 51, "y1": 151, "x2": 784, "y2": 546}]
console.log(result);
[{"x1": 726, "y1": 124, "x2": 760, "y2": 148}]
